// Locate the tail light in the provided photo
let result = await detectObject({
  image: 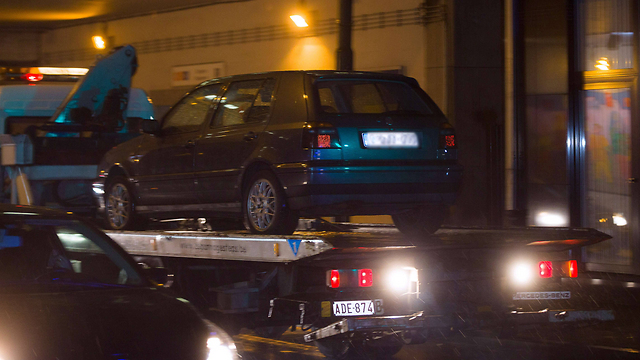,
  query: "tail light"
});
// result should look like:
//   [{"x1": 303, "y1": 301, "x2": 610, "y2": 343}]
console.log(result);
[
  {"x1": 538, "y1": 261, "x2": 553, "y2": 278},
  {"x1": 563, "y1": 260, "x2": 578, "y2": 278},
  {"x1": 359, "y1": 269, "x2": 373, "y2": 287},
  {"x1": 438, "y1": 123, "x2": 456, "y2": 149},
  {"x1": 327, "y1": 269, "x2": 374, "y2": 288},
  {"x1": 21, "y1": 73, "x2": 43, "y2": 82},
  {"x1": 303, "y1": 122, "x2": 341, "y2": 149},
  {"x1": 328, "y1": 269, "x2": 340, "y2": 288}
]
